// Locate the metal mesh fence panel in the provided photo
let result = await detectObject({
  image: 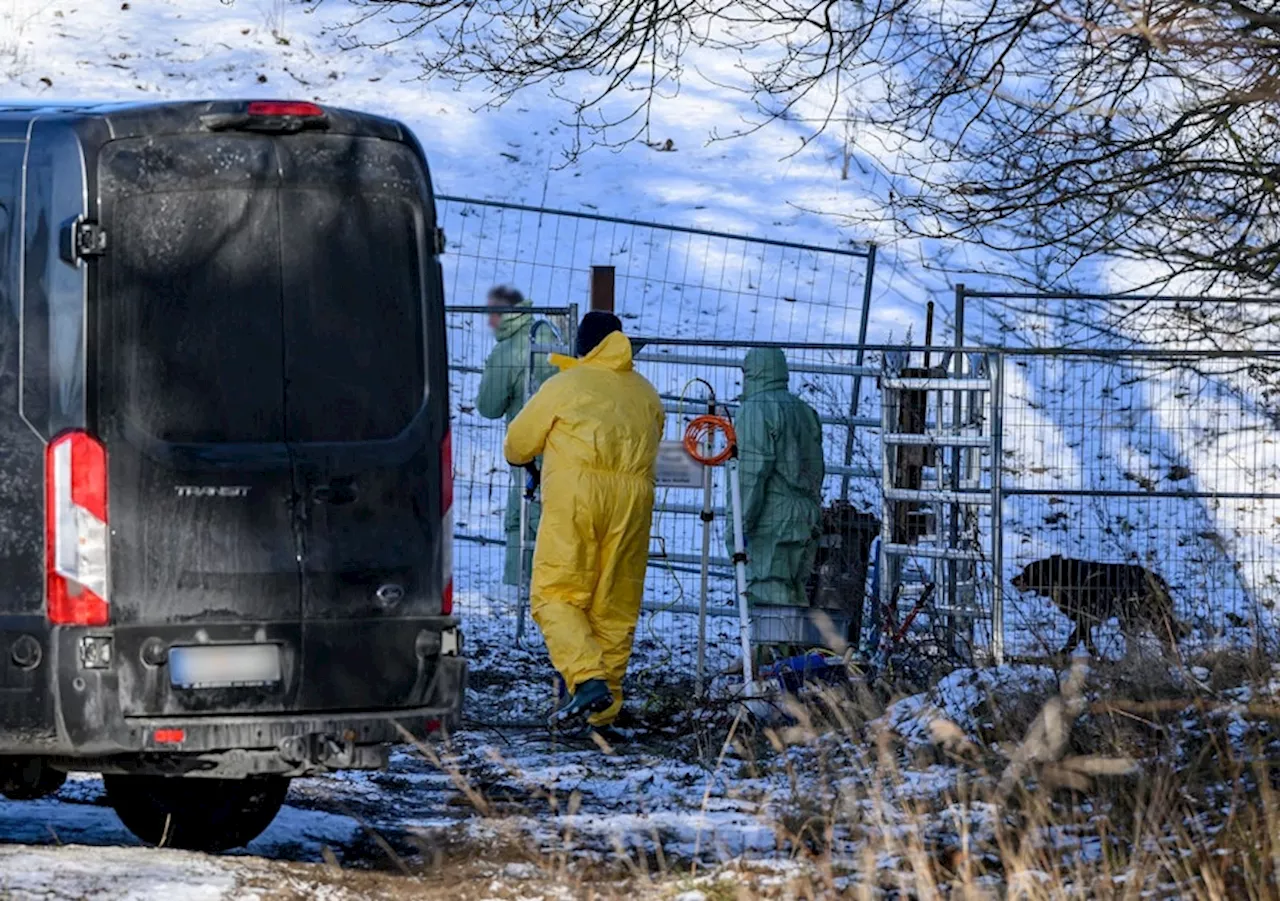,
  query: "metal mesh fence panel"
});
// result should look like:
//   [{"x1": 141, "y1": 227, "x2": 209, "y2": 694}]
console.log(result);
[
  {"x1": 438, "y1": 196, "x2": 884, "y2": 723},
  {"x1": 450, "y1": 334, "x2": 909, "y2": 724},
  {"x1": 449, "y1": 333, "x2": 890, "y2": 640},
  {"x1": 631, "y1": 338, "x2": 884, "y2": 646},
  {"x1": 876, "y1": 350, "x2": 1003, "y2": 667},
  {"x1": 446, "y1": 272, "x2": 1280, "y2": 712},
  {"x1": 435, "y1": 195, "x2": 916, "y2": 726},
  {"x1": 959, "y1": 286, "x2": 1280, "y2": 350},
  {"x1": 450, "y1": 301, "x2": 1280, "y2": 684},
  {"x1": 996, "y1": 349, "x2": 1280, "y2": 659},
  {"x1": 447, "y1": 304, "x2": 575, "y2": 648},
  {"x1": 437, "y1": 196, "x2": 876, "y2": 344}
]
